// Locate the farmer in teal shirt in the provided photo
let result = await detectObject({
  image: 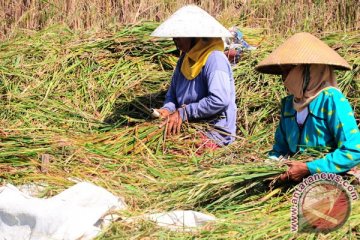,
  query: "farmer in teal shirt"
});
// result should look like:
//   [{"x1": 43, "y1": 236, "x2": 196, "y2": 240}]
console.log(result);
[{"x1": 256, "y1": 32, "x2": 360, "y2": 182}]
